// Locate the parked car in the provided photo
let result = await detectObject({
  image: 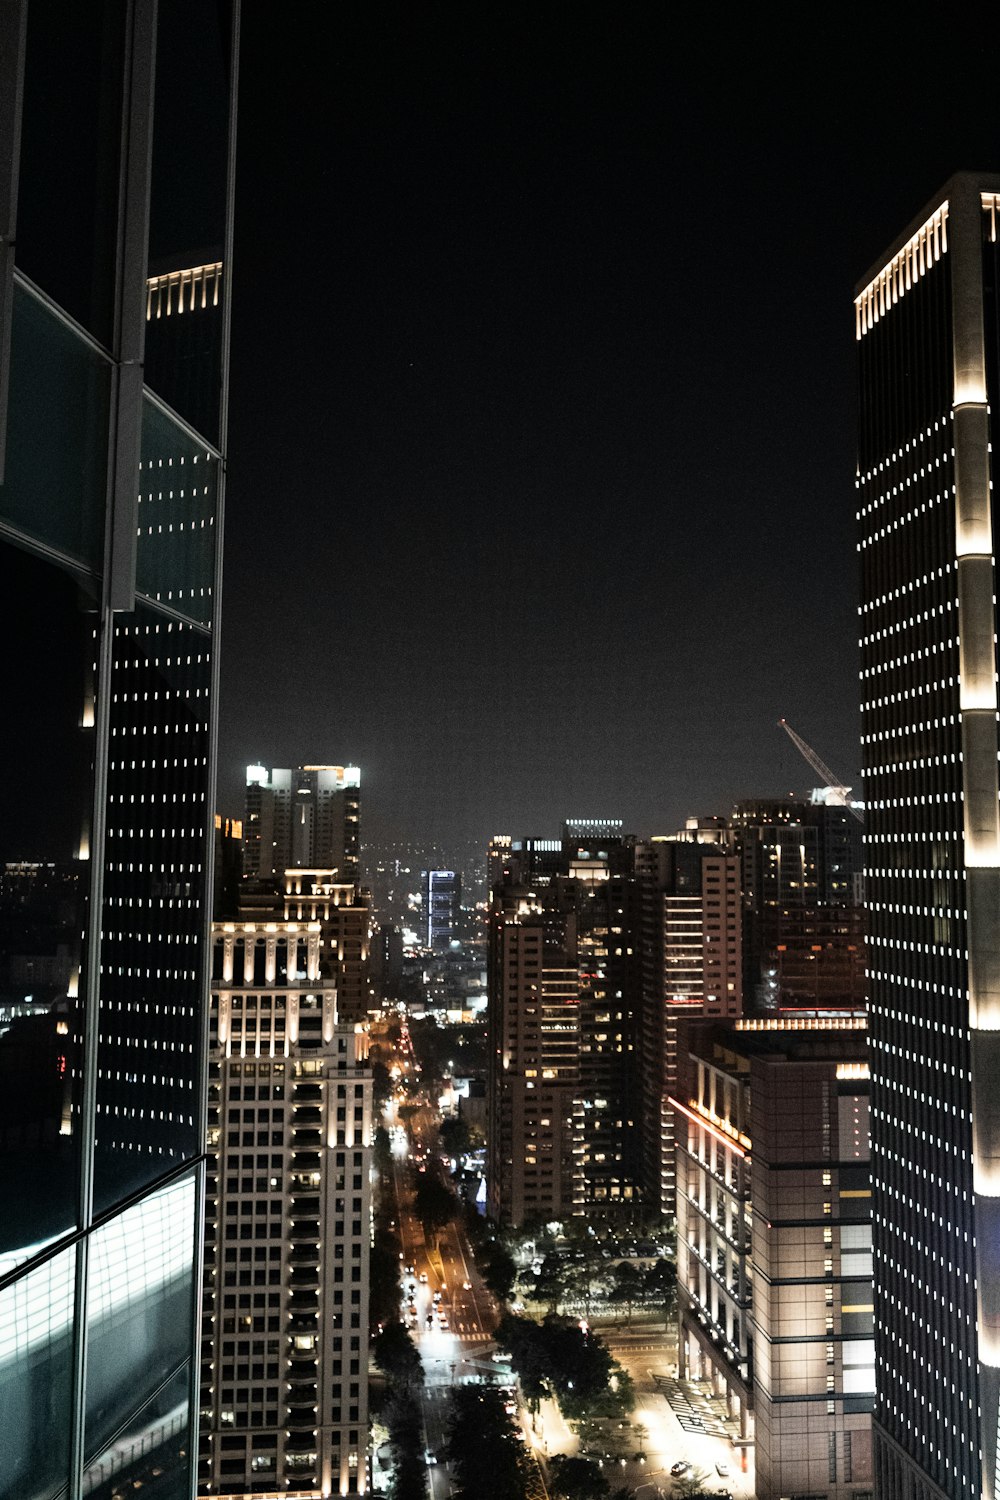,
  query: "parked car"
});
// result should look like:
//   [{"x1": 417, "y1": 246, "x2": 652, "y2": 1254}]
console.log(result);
[
  {"x1": 716, "y1": 1462, "x2": 731, "y2": 1477},
  {"x1": 670, "y1": 1461, "x2": 692, "y2": 1477}
]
